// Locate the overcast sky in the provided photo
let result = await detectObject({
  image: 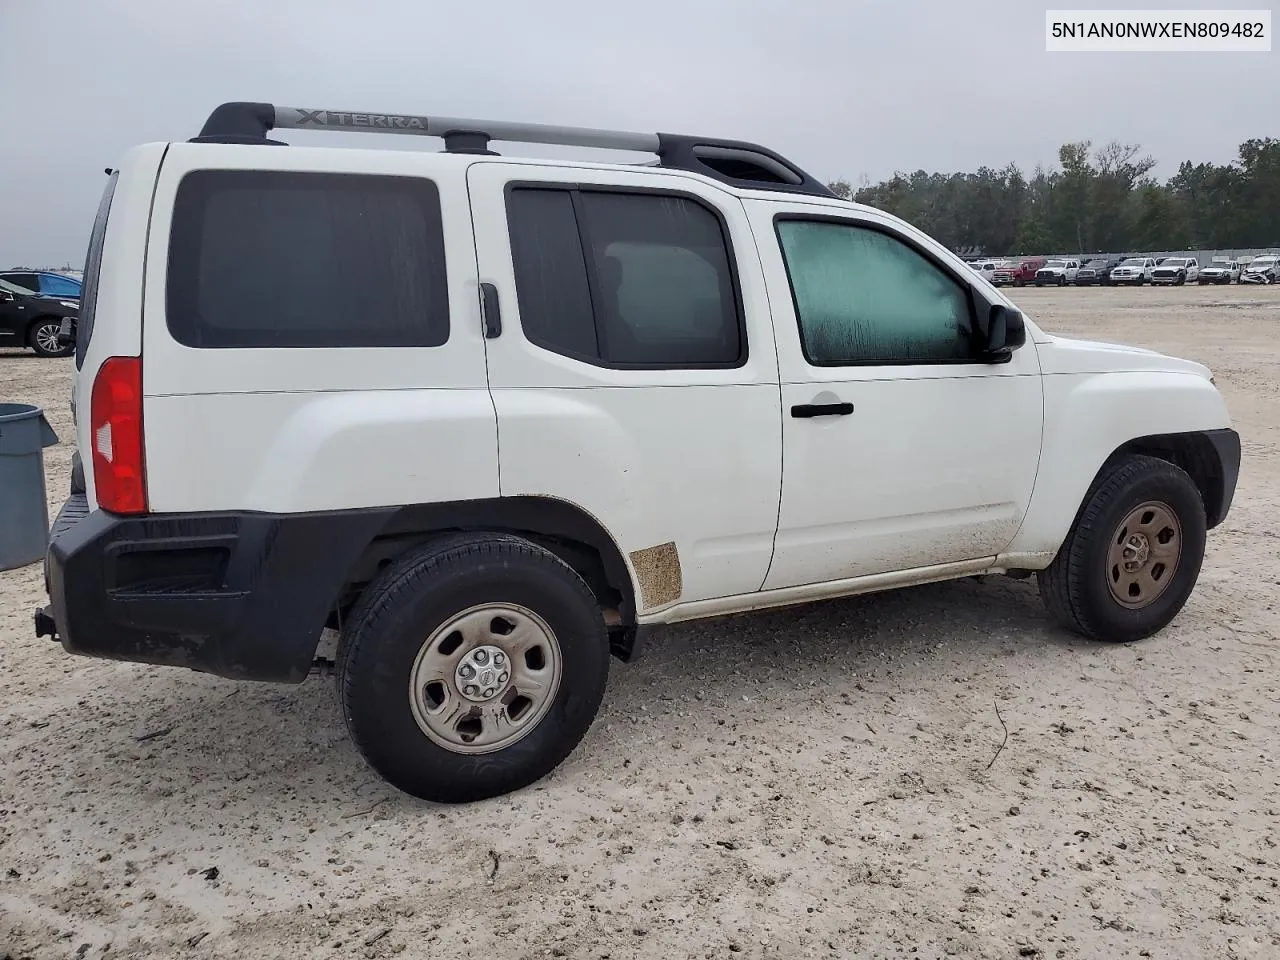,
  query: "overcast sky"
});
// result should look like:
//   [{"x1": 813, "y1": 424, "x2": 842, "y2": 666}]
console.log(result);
[{"x1": 1, "y1": 0, "x2": 1273, "y2": 267}]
